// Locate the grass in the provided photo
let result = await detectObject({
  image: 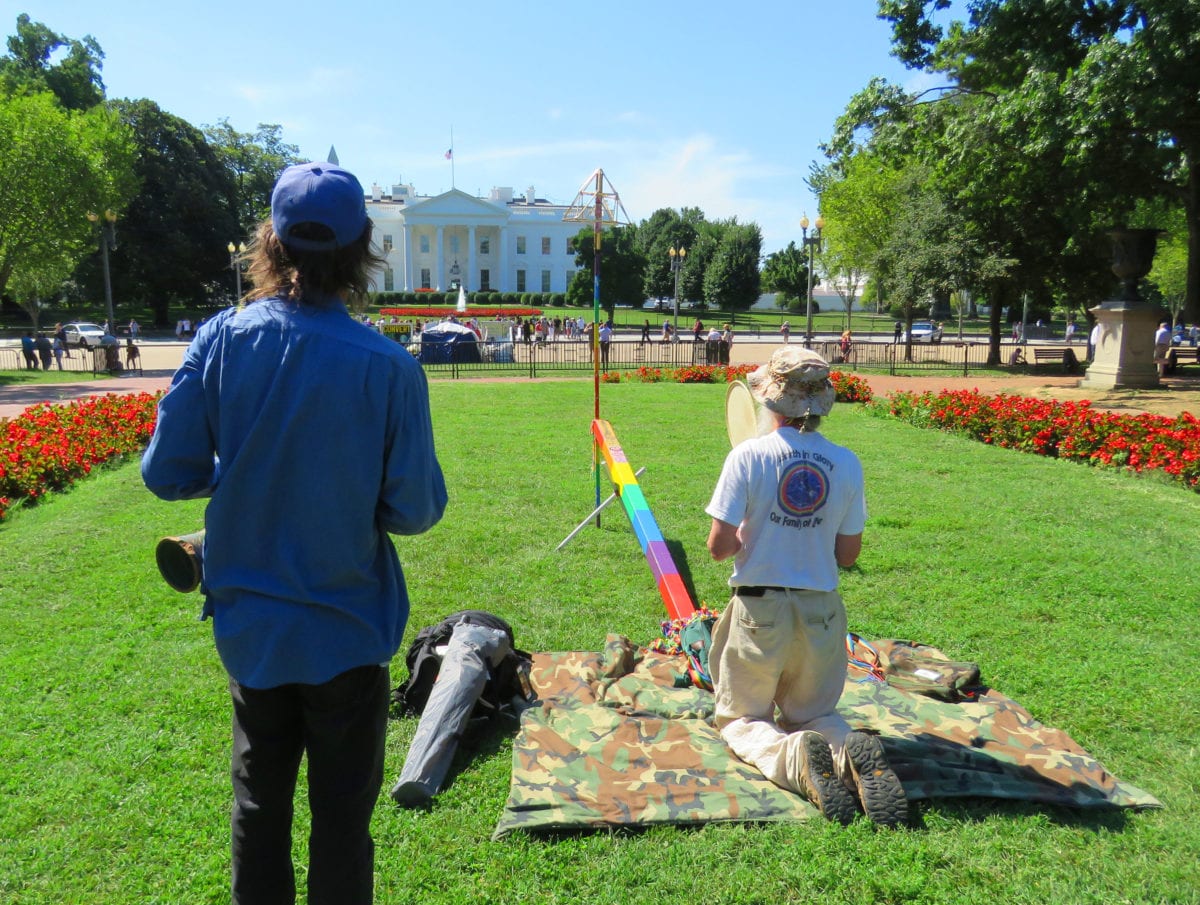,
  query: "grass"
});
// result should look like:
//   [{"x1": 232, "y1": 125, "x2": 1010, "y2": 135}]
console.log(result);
[{"x1": 2, "y1": 379, "x2": 1198, "y2": 904}]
